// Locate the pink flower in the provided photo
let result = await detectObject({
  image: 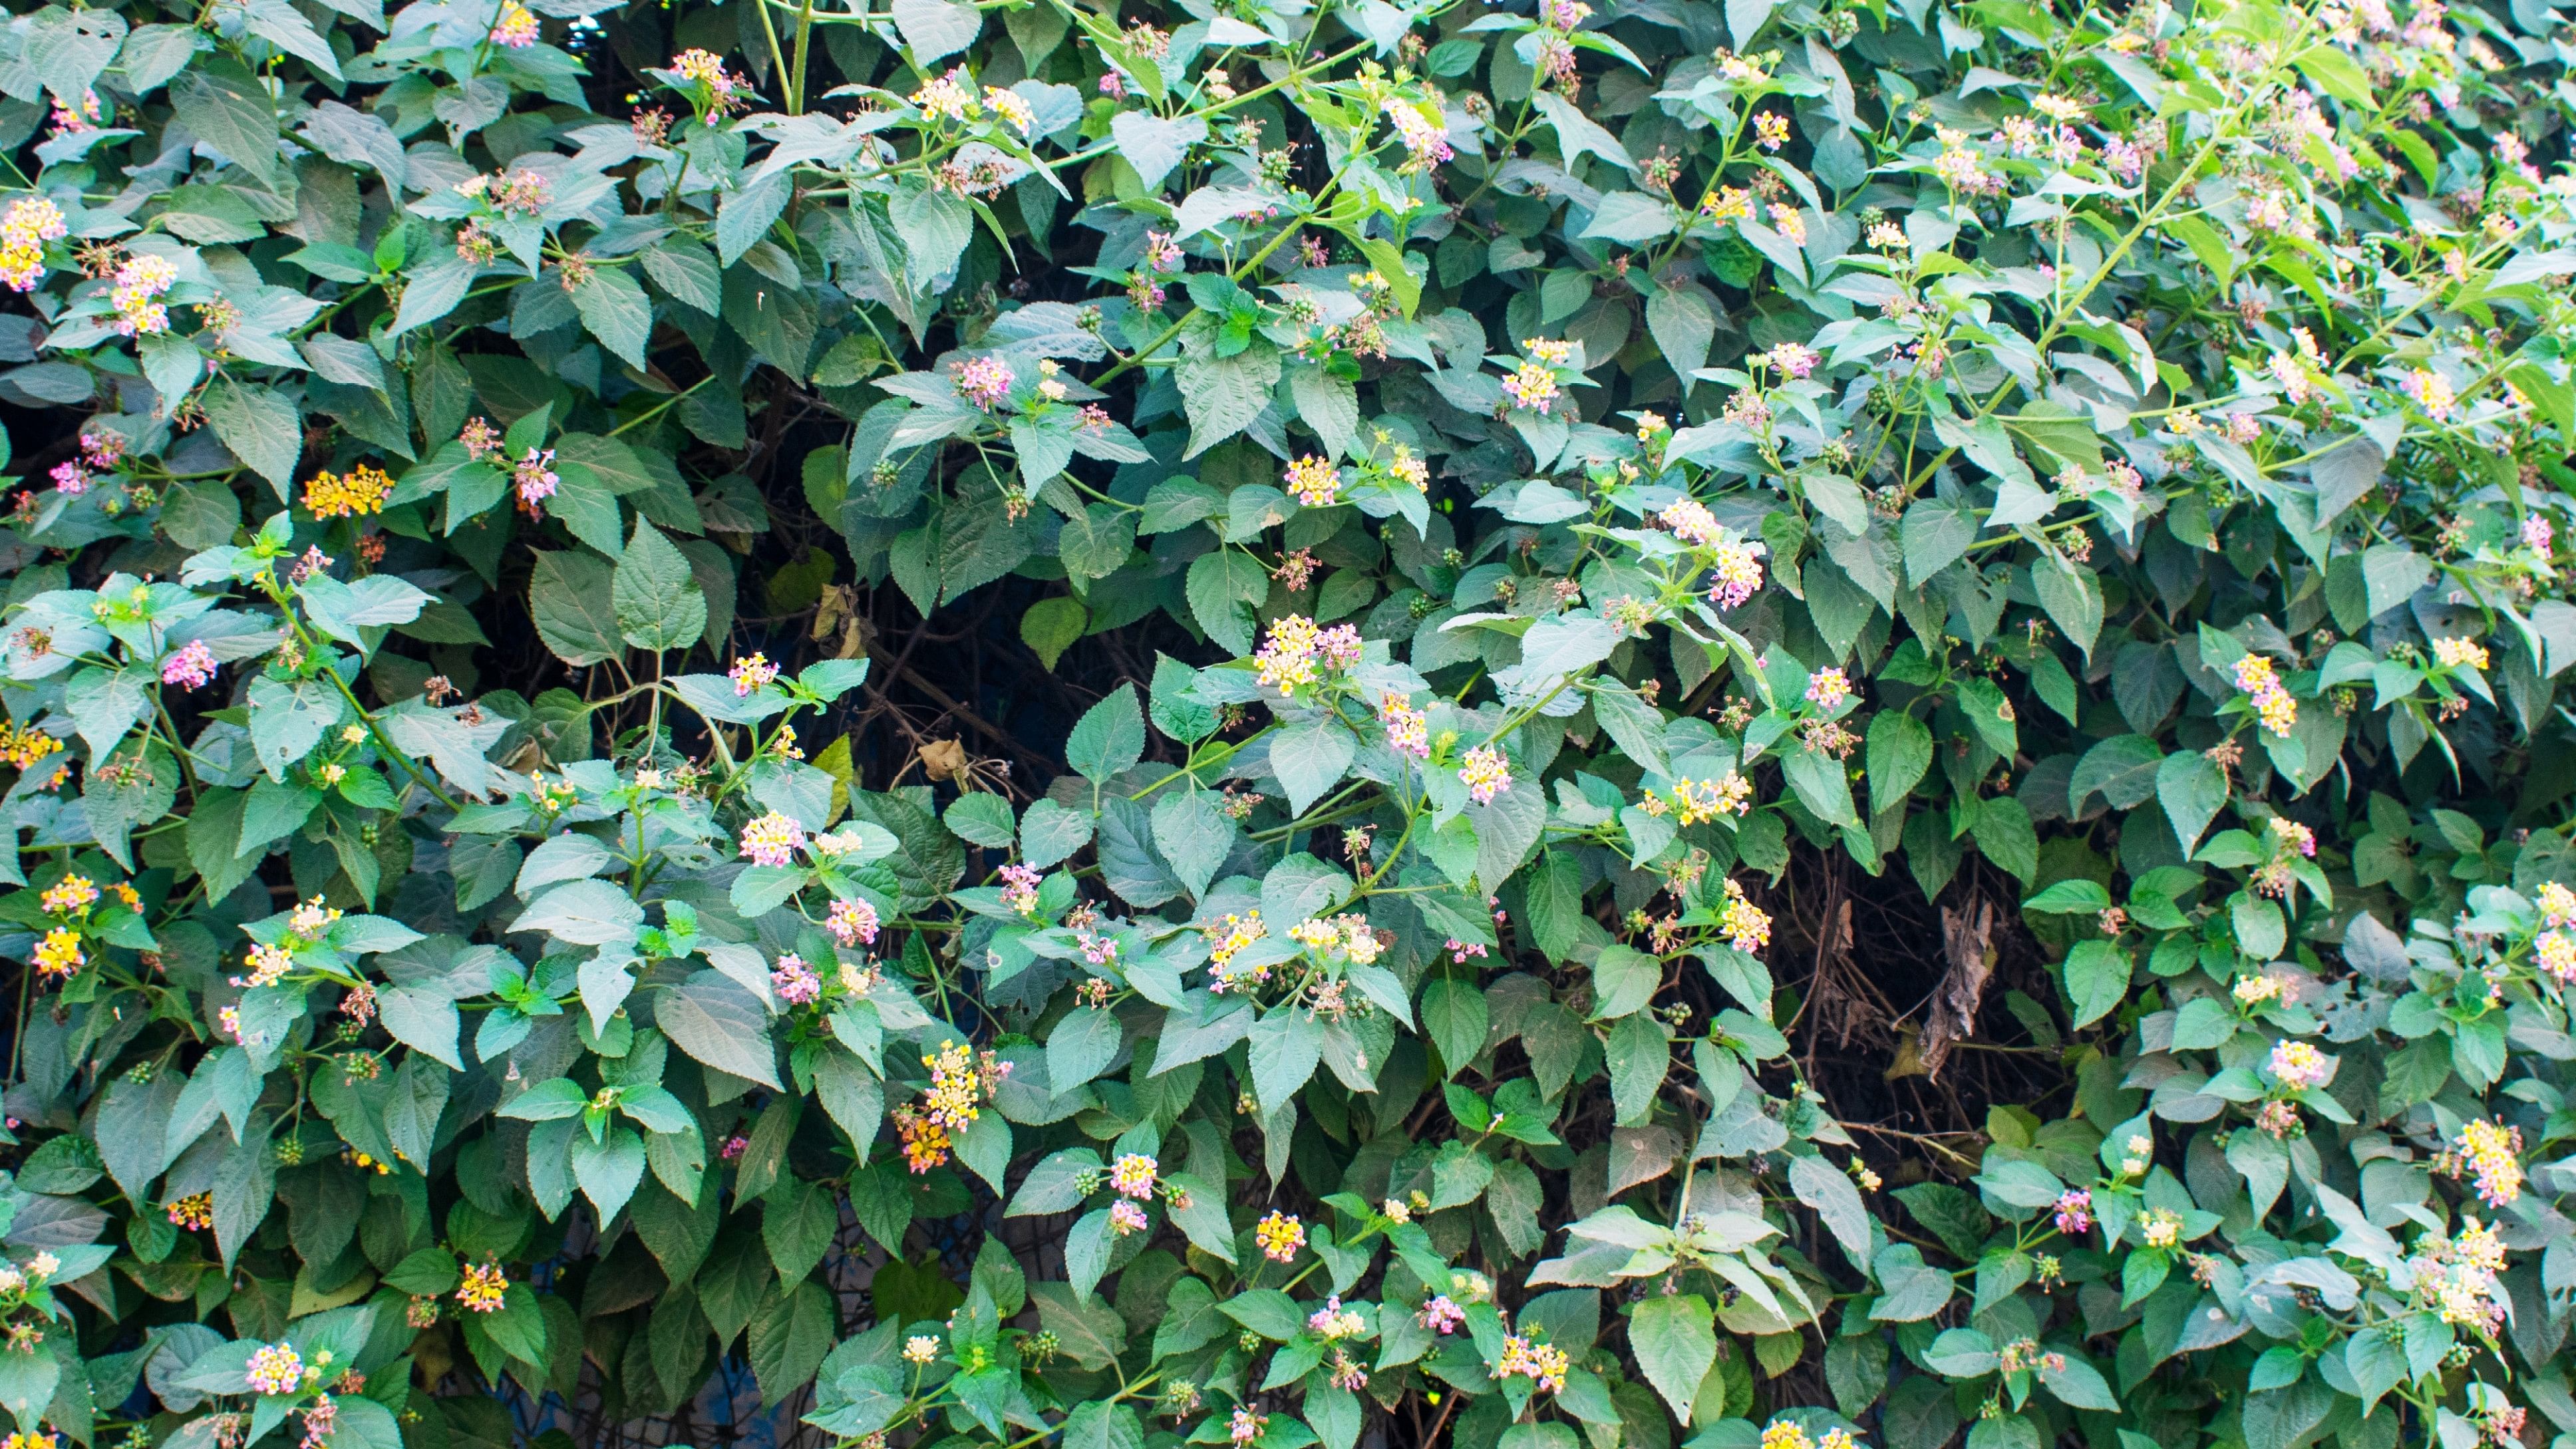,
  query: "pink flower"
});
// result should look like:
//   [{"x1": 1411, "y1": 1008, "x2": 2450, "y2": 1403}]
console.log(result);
[
  {"x1": 1110, "y1": 1200, "x2": 1148, "y2": 1234},
  {"x1": 1110, "y1": 1153, "x2": 1158, "y2": 1198},
  {"x1": 513, "y1": 448, "x2": 558, "y2": 504},
  {"x1": 999, "y1": 864, "x2": 1041, "y2": 914},
  {"x1": 161, "y1": 641, "x2": 218, "y2": 689},
  {"x1": 460, "y1": 417, "x2": 502, "y2": 461},
  {"x1": 2268, "y1": 1040, "x2": 2331, "y2": 1090},
  {"x1": 729, "y1": 653, "x2": 780, "y2": 697},
  {"x1": 826, "y1": 897, "x2": 880, "y2": 947},
  {"x1": 772, "y1": 953, "x2": 822, "y2": 1005},
  {"x1": 490, "y1": 2, "x2": 539, "y2": 47},
  {"x1": 1418, "y1": 1295, "x2": 1465, "y2": 1333},
  {"x1": 1459, "y1": 746, "x2": 1512, "y2": 805},
  {"x1": 738, "y1": 812, "x2": 806, "y2": 867},
  {"x1": 48, "y1": 462, "x2": 87, "y2": 496},
  {"x1": 1764, "y1": 342, "x2": 1818, "y2": 379},
  {"x1": 2052, "y1": 1188, "x2": 2092, "y2": 1235},
  {"x1": 952, "y1": 356, "x2": 1015, "y2": 409}
]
